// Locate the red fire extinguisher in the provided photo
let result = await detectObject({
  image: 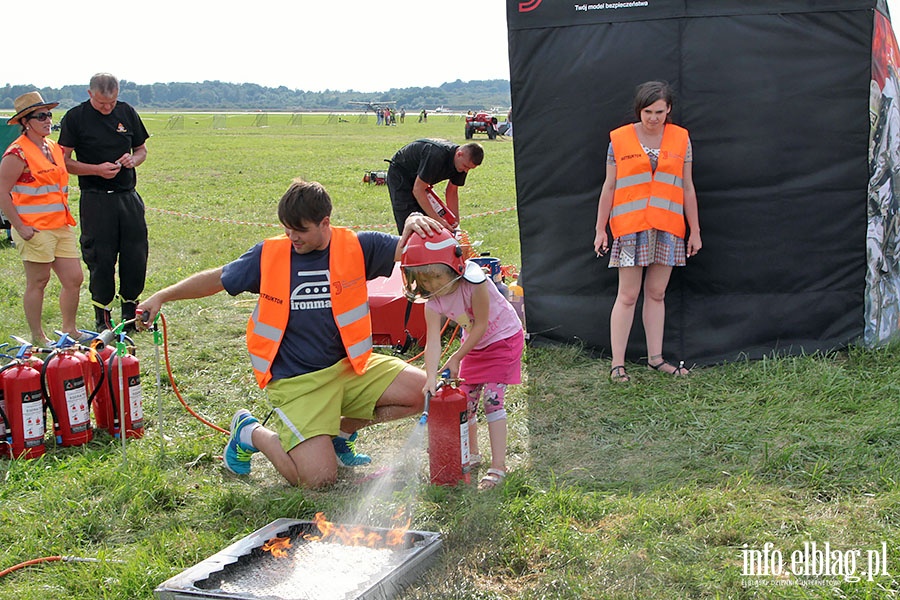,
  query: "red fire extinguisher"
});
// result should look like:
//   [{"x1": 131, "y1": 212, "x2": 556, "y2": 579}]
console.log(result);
[
  {"x1": 41, "y1": 346, "x2": 93, "y2": 446},
  {"x1": 0, "y1": 351, "x2": 46, "y2": 459},
  {"x1": 425, "y1": 374, "x2": 471, "y2": 486},
  {"x1": 104, "y1": 342, "x2": 144, "y2": 439},
  {"x1": 424, "y1": 186, "x2": 459, "y2": 229}
]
